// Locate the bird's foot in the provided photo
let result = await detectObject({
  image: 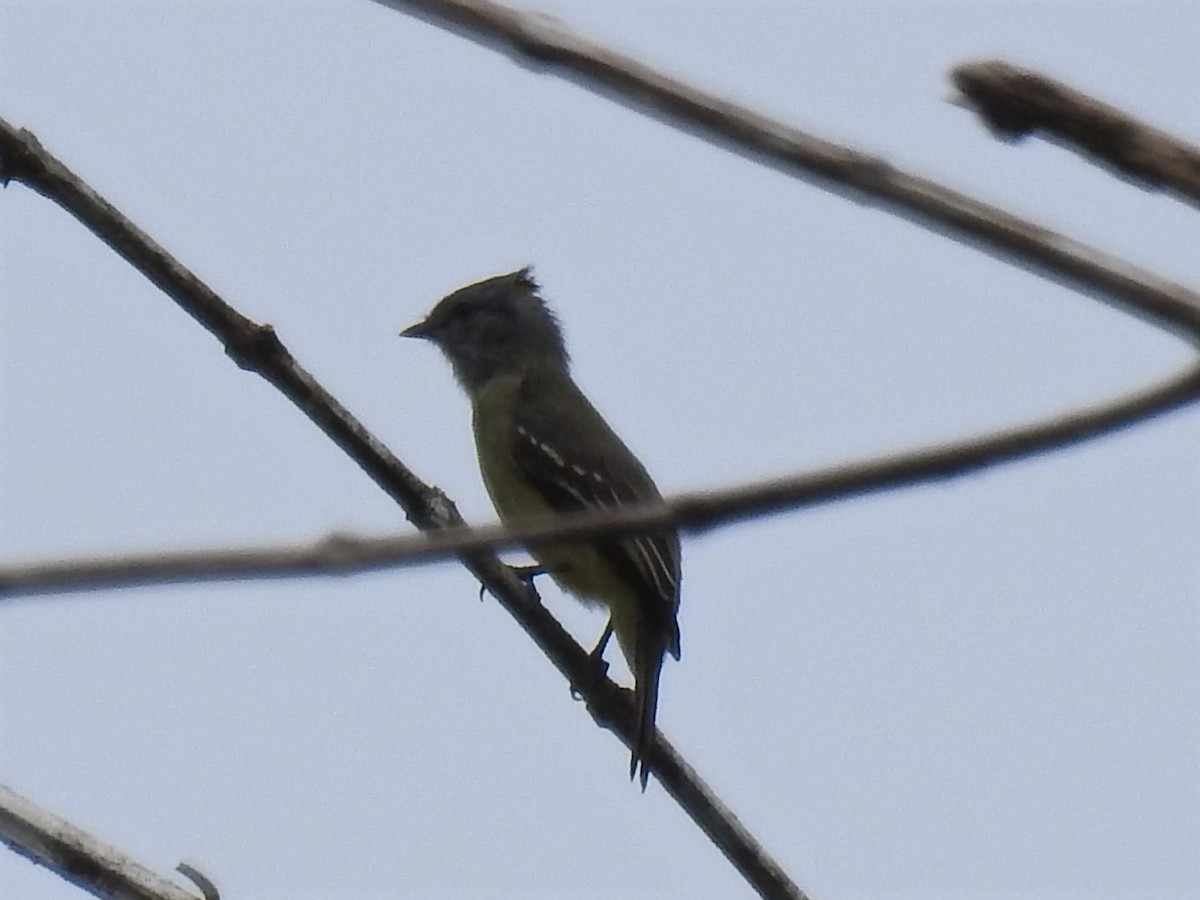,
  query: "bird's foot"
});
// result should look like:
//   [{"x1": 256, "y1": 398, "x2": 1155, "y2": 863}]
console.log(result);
[
  {"x1": 510, "y1": 563, "x2": 549, "y2": 583},
  {"x1": 570, "y1": 621, "x2": 615, "y2": 700}
]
